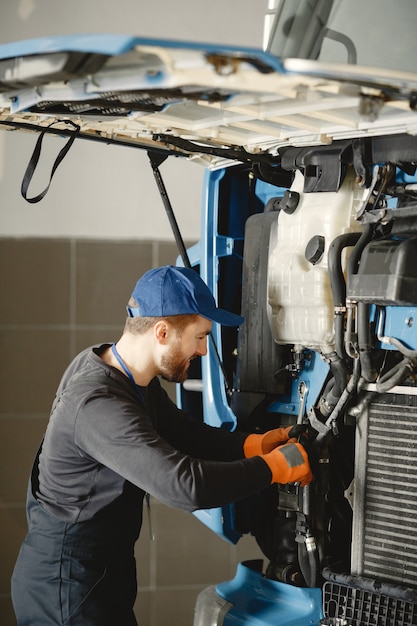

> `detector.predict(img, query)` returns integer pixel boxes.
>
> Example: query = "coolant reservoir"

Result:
[267,168,363,353]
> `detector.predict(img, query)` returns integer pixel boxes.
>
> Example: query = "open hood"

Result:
[0,9,417,171]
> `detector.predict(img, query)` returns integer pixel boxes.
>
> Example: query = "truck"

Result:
[1,1,417,623]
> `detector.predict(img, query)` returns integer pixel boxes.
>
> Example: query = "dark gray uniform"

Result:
[12,344,271,625]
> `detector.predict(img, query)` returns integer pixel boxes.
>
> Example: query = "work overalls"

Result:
[11,445,143,626]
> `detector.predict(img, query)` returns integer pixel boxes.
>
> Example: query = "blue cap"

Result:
[127,265,244,327]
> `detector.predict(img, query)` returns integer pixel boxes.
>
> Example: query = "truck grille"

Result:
[323,581,417,626]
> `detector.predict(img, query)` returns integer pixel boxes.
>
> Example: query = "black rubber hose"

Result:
[328,232,362,359]
[319,354,348,417]
[334,315,345,362]
[298,538,320,588]
[347,225,376,380]
[376,357,413,393]
[357,302,378,382]
[329,232,362,309]
[297,485,320,588]
[317,358,362,442]
[347,224,373,279]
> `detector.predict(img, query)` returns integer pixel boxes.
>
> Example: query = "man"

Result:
[11,265,312,626]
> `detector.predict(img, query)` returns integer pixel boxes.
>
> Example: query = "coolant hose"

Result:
[348,225,375,379]
[328,232,362,359]
[382,336,417,359]
[376,357,414,393]
[298,535,320,588]
[319,354,348,417]
[346,224,373,278]
[297,485,320,588]
[357,302,378,382]
[317,358,362,442]
[334,316,345,362]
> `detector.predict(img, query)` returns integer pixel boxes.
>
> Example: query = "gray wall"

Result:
[0,2,268,625]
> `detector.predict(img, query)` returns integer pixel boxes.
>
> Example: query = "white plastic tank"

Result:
[267,167,363,353]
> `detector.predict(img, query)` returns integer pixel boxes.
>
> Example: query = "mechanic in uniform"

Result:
[11,265,312,626]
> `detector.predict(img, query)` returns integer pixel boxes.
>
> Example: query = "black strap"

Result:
[21,120,81,203]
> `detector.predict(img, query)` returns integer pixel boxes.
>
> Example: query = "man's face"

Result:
[160,316,212,383]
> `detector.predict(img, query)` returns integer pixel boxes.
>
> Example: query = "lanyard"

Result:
[111,343,153,538]
[111,343,144,403]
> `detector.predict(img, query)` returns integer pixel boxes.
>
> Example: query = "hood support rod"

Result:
[147,151,232,394]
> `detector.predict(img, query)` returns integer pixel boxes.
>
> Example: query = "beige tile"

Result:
[135,512,153,588]
[0,595,18,626]
[73,329,123,357]
[134,589,151,625]
[156,240,199,268]
[234,533,264,569]
[0,239,71,325]
[156,241,184,267]
[0,506,27,594]
[0,418,47,503]
[75,241,153,325]
[0,329,70,412]
[154,504,233,586]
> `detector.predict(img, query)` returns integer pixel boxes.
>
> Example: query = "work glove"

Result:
[244,424,306,458]
[261,441,313,486]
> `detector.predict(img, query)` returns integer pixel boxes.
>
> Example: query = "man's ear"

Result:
[154,320,170,345]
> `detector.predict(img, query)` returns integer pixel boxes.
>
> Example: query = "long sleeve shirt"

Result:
[37,344,271,527]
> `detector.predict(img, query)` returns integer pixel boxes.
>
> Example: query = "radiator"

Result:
[351,386,417,587]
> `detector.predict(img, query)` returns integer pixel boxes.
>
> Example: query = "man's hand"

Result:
[244,424,306,457]
[261,441,312,486]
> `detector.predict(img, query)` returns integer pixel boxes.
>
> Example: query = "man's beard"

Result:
[160,342,191,383]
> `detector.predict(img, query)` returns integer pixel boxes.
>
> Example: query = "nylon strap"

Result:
[21,120,80,203]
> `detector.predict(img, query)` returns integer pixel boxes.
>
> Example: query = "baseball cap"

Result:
[127,265,244,327]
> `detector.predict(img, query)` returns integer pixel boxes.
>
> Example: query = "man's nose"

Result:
[197,337,208,356]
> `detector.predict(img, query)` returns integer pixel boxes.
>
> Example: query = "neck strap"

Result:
[111,343,144,403]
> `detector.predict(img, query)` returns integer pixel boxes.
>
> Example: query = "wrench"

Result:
[297,381,308,425]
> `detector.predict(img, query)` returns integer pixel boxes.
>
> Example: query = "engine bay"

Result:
[182,142,417,624]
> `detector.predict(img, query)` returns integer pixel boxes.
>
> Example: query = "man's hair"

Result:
[124,297,199,336]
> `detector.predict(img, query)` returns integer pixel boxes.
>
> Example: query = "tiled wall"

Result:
[0,238,263,626]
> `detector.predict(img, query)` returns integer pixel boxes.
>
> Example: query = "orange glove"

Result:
[261,441,312,486]
[244,425,302,457]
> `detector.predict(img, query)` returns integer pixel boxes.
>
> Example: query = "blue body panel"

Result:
[186,168,243,544]
[0,33,285,72]
[379,306,417,351]
[217,562,323,625]
[269,351,329,418]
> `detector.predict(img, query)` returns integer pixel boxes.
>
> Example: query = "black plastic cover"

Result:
[233,212,287,402]
[347,237,417,305]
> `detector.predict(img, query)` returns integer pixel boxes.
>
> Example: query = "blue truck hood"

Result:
[0,32,416,169]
